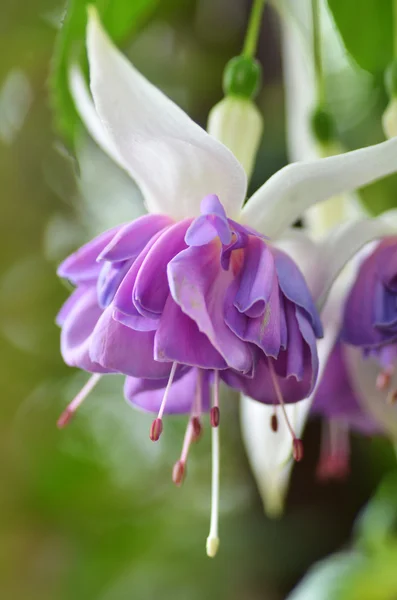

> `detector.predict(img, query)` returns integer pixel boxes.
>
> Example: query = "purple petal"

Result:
[89,305,173,378]
[124,368,211,415]
[97,214,173,262]
[56,286,87,326]
[154,295,227,369]
[168,241,253,373]
[273,248,323,338]
[97,260,132,309]
[57,226,121,284]
[225,275,282,358]
[233,236,275,317]
[112,230,164,317]
[185,195,232,247]
[60,287,112,373]
[342,248,385,346]
[133,219,190,317]
[113,308,159,332]
[312,340,379,434]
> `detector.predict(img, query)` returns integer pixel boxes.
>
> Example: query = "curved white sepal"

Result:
[69,64,126,171]
[87,8,247,219]
[344,345,397,439]
[240,137,397,239]
[240,395,309,517]
[313,218,396,311]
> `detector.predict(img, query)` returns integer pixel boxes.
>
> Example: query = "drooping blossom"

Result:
[342,237,397,401]
[58,9,397,554]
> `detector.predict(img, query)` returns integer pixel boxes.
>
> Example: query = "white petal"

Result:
[240,137,397,238]
[240,395,310,517]
[69,64,126,171]
[87,9,246,219]
[313,218,396,311]
[344,345,397,439]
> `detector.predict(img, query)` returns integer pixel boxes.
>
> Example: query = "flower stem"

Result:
[311,0,325,106]
[242,0,267,59]
[394,0,397,59]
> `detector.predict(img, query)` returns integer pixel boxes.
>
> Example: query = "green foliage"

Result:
[327,0,393,73]
[50,0,159,147]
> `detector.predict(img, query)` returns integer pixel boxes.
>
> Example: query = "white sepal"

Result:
[87,8,247,220]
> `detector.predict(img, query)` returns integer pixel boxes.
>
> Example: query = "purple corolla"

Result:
[343,237,397,399]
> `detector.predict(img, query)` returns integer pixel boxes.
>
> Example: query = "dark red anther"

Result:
[172,460,185,486]
[57,407,74,429]
[210,406,220,428]
[293,438,304,462]
[270,414,278,432]
[191,416,202,441]
[150,418,163,441]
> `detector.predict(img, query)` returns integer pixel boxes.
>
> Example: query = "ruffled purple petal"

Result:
[60,287,112,373]
[112,229,164,317]
[89,305,172,378]
[97,260,132,309]
[113,308,159,332]
[133,219,190,317]
[312,339,379,434]
[185,195,232,247]
[225,275,282,358]
[154,295,227,369]
[233,236,275,317]
[273,248,323,338]
[168,241,253,373]
[124,368,211,414]
[57,226,121,284]
[97,214,173,262]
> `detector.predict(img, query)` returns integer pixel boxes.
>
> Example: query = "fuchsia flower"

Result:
[343,237,397,397]
[57,9,397,554]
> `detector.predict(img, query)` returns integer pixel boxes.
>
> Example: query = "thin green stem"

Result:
[242,0,267,59]
[394,0,397,59]
[311,0,325,106]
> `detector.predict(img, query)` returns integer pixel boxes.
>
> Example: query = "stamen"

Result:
[317,419,350,481]
[206,378,220,558]
[268,360,303,462]
[172,418,195,486]
[270,412,278,433]
[210,370,220,428]
[191,370,203,442]
[387,389,397,405]
[57,374,102,428]
[149,362,177,441]
[376,366,394,391]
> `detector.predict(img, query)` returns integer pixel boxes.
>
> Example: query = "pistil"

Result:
[206,375,220,558]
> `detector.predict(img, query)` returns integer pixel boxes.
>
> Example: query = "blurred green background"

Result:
[1,0,397,598]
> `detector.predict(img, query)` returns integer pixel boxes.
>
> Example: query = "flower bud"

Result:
[223,56,261,99]
[207,96,263,181]
[382,97,397,139]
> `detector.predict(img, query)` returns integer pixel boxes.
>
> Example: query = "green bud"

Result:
[310,107,335,144]
[223,56,262,99]
[385,61,397,98]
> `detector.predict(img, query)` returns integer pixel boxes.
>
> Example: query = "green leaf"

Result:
[327,0,393,73]
[50,0,159,147]
[287,552,366,600]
